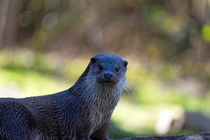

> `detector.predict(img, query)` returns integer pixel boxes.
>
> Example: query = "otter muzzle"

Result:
[97,72,117,84]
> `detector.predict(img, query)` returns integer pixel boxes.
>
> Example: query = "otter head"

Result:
[88,54,128,86]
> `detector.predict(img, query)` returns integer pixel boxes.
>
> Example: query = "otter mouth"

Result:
[97,79,117,85]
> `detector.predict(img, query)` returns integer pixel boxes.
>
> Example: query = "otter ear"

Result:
[90,57,97,64]
[123,60,128,67]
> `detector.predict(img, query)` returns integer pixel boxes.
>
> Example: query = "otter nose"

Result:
[97,72,117,84]
[104,72,113,80]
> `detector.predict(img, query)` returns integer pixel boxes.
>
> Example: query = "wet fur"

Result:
[0,54,127,140]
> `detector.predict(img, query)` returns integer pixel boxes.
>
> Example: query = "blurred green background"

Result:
[0,0,210,138]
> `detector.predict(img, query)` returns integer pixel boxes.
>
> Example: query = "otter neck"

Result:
[72,77,124,113]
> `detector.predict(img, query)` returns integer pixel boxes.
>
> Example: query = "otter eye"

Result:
[98,64,103,71]
[115,67,120,72]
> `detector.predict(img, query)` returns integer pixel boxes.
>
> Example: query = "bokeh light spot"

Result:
[202,24,210,42]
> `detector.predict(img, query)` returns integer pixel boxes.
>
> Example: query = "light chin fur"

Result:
[81,74,126,134]
[83,74,126,112]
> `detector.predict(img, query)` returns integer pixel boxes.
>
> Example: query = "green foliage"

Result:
[9,0,208,62]
[0,69,70,96]
[202,24,210,42]
[0,50,58,75]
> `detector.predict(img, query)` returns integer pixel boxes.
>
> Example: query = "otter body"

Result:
[0,54,128,140]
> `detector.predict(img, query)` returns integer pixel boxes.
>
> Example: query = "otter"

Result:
[0,53,128,140]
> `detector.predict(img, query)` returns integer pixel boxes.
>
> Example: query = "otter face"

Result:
[89,54,128,85]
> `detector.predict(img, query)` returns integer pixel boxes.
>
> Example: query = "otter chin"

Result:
[0,53,128,140]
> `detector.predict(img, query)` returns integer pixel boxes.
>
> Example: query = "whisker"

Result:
[122,81,134,94]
